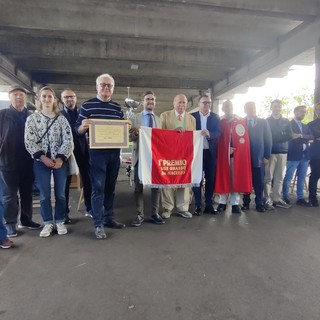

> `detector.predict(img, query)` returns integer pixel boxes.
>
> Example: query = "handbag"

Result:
[68,152,79,176]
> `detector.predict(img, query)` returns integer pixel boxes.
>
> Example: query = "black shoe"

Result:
[18,220,42,230]
[104,219,126,229]
[150,214,165,225]
[193,207,202,216]
[217,204,227,212]
[256,206,266,212]
[309,199,319,207]
[204,205,218,214]
[241,205,250,211]
[64,217,72,224]
[232,205,241,214]
[283,198,291,205]
[296,199,312,207]
[131,215,144,227]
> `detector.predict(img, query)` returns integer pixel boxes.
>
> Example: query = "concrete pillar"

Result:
[212,99,220,114]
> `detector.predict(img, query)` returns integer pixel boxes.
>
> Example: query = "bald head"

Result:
[244,101,256,118]
[222,100,233,117]
[173,94,188,115]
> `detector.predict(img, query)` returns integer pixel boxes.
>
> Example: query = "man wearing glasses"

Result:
[191,95,221,215]
[76,74,125,239]
[61,89,92,223]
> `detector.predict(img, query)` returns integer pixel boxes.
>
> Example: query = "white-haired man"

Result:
[76,73,126,239]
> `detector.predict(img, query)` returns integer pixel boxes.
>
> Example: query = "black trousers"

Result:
[309,159,320,201]
[0,166,34,225]
[243,166,265,207]
[65,147,92,216]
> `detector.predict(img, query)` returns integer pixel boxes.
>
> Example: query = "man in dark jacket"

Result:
[0,85,41,237]
[61,89,92,223]
[242,101,272,212]
[191,95,221,215]
[282,105,313,206]
[264,99,292,210]
[307,103,320,206]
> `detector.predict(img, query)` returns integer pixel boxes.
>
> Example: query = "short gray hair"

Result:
[96,73,115,86]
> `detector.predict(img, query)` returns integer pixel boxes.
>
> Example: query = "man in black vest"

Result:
[61,89,92,223]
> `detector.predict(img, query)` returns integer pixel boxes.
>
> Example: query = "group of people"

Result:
[1,72,319,249]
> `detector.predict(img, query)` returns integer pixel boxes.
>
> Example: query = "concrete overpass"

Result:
[0,0,320,114]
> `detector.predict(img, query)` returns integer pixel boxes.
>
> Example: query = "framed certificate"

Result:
[89,119,130,149]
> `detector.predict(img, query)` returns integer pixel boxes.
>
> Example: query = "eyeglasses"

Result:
[63,95,76,99]
[99,83,114,89]
[201,101,212,105]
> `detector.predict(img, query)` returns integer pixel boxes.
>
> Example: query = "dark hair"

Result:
[142,91,156,99]
[294,105,306,113]
[271,99,282,106]
[199,94,211,101]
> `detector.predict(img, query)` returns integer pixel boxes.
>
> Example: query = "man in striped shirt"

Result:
[76,73,126,239]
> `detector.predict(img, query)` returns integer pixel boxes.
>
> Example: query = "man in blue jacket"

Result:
[242,101,272,212]
[308,102,320,206]
[282,105,313,206]
[191,95,221,215]
[264,99,292,210]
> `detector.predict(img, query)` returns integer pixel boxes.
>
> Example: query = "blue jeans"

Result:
[89,150,120,228]
[0,168,34,226]
[34,160,68,224]
[282,160,309,200]
[0,202,8,241]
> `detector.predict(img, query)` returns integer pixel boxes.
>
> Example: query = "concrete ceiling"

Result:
[0,0,320,115]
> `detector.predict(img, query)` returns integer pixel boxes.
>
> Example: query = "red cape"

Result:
[215,117,252,193]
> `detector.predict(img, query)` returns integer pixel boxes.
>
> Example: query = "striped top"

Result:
[75,97,124,133]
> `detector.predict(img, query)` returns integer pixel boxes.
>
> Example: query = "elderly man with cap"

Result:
[0,85,41,237]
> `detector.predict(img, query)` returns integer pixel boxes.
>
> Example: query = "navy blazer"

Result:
[287,119,313,161]
[246,117,272,168]
[308,118,320,160]
[191,111,221,158]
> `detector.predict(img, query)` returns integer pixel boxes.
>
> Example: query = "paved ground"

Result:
[1,172,320,320]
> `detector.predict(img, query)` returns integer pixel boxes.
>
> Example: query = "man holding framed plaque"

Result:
[76,73,126,239]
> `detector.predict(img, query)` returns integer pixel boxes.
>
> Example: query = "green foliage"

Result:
[261,88,314,123]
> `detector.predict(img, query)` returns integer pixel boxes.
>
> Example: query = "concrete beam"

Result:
[15,57,225,81]
[0,35,250,68]
[32,73,212,90]
[127,0,319,21]
[213,18,320,98]
[0,26,270,51]
[0,1,301,48]
[0,51,33,91]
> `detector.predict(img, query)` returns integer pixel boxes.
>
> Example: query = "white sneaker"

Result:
[56,222,68,235]
[161,211,171,219]
[40,224,54,238]
[177,211,193,218]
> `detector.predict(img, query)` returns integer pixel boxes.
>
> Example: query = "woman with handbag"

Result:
[25,86,74,237]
